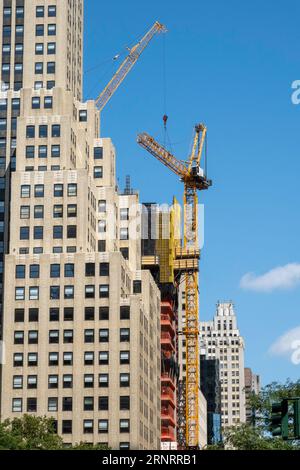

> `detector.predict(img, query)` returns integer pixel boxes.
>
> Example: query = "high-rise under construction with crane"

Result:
[0,0,165,450]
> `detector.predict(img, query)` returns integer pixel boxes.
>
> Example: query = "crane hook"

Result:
[163,114,168,130]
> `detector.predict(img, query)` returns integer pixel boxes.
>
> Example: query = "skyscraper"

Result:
[0,0,161,450]
[200,302,246,428]
[244,367,260,425]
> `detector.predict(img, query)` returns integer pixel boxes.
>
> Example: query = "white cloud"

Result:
[269,327,300,357]
[240,263,300,292]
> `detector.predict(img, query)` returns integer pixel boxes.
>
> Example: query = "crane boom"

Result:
[95,21,166,112]
[137,126,212,449]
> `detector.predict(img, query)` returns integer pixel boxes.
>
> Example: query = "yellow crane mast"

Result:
[137,125,212,448]
[95,21,166,112]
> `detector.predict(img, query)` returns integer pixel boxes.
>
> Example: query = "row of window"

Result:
[14,328,130,345]
[35,5,57,18]
[19,225,77,241]
[16,263,110,279]
[15,284,111,301]
[14,306,119,323]
[21,183,77,198]
[26,124,60,138]
[35,61,56,75]
[2,25,24,37]
[20,204,77,219]
[13,350,130,367]
[0,98,20,110]
[35,24,56,36]
[3,6,25,19]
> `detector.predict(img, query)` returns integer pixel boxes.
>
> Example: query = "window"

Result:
[34,205,44,219]
[99,307,109,321]
[120,208,129,221]
[85,285,95,299]
[48,24,56,36]
[35,185,44,197]
[67,204,77,217]
[53,226,63,239]
[50,286,60,300]
[120,374,130,387]
[67,225,76,239]
[48,398,58,412]
[15,287,25,301]
[35,62,44,74]
[28,353,38,367]
[120,351,130,365]
[98,240,106,253]
[39,125,48,138]
[120,443,130,450]
[27,331,38,346]
[120,419,130,433]
[99,351,109,365]
[98,397,109,411]
[15,309,24,322]
[63,352,73,366]
[27,398,37,413]
[83,420,93,434]
[120,228,129,240]
[35,43,44,55]
[26,126,35,138]
[34,226,43,240]
[64,286,74,299]
[120,328,130,342]
[54,184,63,197]
[85,263,95,277]
[14,331,24,345]
[98,220,106,233]
[68,184,77,196]
[84,397,94,411]
[63,330,73,344]
[13,376,23,390]
[99,374,109,388]
[32,97,40,109]
[84,375,94,388]
[21,185,30,198]
[49,308,59,321]
[94,147,103,159]
[16,265,25,279]
[62,421,72,434]
[84,329,94,343]
[49,352,58,366]
[133,280,142,294]
[51,145,60,158]
[27,376,38,389]
[64,263,74,277]
[35,81,43,90]
[63,397,72,412]
[15,25,24,37]
[120,396,130,410]
[98,200,106,213]
[47,62,56,74]
[29,309,39,322]
[50,264,60,278]
[14,353,23,367]
[94,166,103,179]
[52,124,60,137]
[38,145,47,158]
[47,80,55,89]
[26,146,35,159]
[36,6,45,17]
[99,329,109,343]
[98,419,109,434]
[16,7,24,19]
[12,399,22,413]
[47,42,56,55]
[44,96,53,108]
[29,265,40,279]
[53,205,63,218]
[79,110,87,122]
[63,375,73,389]
[84,352,94,366]
[48,6,57,17]
[120,306,130,320]
[100,263,109,277]
[36,24,44,36]
[64,308,74,322]
[99,285,109,299]
[85,307,94,321]
[49,330,59,344]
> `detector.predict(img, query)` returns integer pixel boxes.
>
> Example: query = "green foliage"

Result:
[0,415,111,451]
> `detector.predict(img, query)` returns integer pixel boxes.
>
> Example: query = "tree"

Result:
[207,379,300,451]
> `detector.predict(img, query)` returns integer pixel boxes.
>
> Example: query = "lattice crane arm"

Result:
[95,21,166,112]
[188,123,207,171]
[137,132,189,178]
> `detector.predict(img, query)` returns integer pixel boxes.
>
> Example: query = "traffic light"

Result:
[270,400,288,439]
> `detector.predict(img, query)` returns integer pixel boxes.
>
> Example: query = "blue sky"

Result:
[83,0,300,385]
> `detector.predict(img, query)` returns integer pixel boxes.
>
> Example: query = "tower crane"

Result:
[137,125,212,448]
[95,21,166,112]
